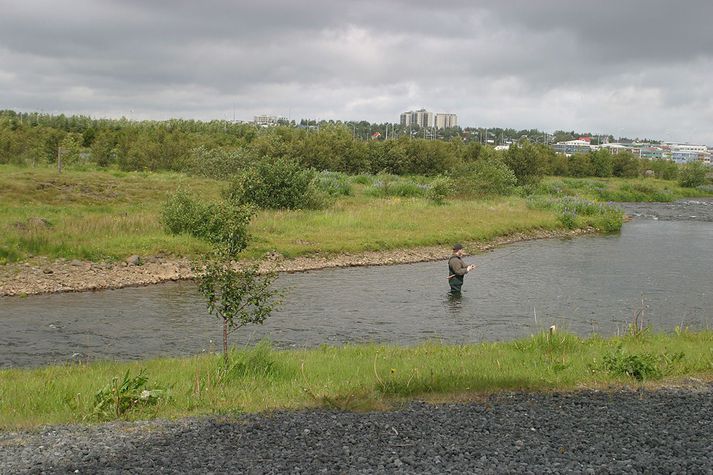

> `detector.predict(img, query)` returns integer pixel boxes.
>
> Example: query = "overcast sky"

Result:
[2,1,713,143]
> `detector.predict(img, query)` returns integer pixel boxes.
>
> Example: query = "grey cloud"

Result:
[2,0,713,142]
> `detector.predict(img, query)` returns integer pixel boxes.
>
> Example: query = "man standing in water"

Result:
[448,243,475,294]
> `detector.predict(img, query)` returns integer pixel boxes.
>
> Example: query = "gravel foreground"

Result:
[2,385,712,474]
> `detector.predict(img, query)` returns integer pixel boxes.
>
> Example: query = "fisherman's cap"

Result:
[452,243,463,251]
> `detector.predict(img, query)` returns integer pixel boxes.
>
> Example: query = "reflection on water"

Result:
[1,200,712,368]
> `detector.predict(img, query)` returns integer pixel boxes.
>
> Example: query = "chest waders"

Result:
[448,256,465,293]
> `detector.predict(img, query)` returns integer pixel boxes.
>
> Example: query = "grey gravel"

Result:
[2,384,712,474]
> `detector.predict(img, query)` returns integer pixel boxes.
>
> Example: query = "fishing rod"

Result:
[447,245,525,279]
[469,245,527,269]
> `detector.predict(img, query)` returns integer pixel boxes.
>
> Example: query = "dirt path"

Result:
[0,228,595,297]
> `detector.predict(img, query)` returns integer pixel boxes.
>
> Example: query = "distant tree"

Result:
[502,141,545,185]
[569,153,594,177]
[678,161,708,188]
[589,149,614,177]
[90,130,117,167]
[612,151,640,178]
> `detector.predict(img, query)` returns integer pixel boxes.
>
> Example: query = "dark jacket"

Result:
[448,255,468,278]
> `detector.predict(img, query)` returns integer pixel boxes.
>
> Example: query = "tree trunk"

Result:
[223,317,229,366]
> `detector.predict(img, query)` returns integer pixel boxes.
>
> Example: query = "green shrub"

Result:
[647,159,678,180]
[426,176,454,204]
[224,157,329,210]
[502,141,546,186]
[452,159,517,196]
[612,151,640,178]
[161,189,214,236]
[598,346,661,381]
[678,162,708,188]
[90,369,166,420]
[162,191,254,256]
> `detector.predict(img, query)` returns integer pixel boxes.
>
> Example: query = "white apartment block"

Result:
[254,115,287,126]
[400,109,434,128]
[434,113,458,129]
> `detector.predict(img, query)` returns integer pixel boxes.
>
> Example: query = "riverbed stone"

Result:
[126,255,142,266]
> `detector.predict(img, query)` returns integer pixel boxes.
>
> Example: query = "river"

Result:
[1,200,712,368]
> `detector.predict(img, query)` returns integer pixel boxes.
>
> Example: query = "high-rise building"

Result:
[254,115,287,126]
[400,109,434,128]
[400,109,457,129]
[434,113,458,129]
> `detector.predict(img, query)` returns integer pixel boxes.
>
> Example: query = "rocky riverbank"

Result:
[1,381,711,473]
[0,228,595,297]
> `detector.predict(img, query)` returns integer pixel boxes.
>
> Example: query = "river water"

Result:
[1,200,712,368]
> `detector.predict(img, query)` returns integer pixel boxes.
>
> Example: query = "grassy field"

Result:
[1,330,711,429]
[4,164,709,264]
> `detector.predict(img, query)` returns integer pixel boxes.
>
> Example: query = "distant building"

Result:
[400,109,434,128]
[434,113,458,129]
[598,143,629,155]
[666,142,710,164]
[639,146,664,160]
[551,139,593,156]
[254,115,287,127]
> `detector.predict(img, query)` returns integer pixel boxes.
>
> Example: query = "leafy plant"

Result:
[224,156,328,210]
[599,346,661,381]
[678,161,708,188]
[453,159,517,196]
[426,176,454,204]
[196,257,282,367]
[90,369,166,420]
[162,190,254,257]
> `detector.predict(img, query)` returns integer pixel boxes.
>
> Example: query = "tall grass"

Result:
[1,165,559,262]
[2,166,711,263]
[1,331,711,430]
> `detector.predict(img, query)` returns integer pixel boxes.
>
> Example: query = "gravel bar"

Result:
[2,384,712,474]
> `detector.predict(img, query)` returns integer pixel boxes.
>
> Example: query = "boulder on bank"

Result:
[126,255,142,266]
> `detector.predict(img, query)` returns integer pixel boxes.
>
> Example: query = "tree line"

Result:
[0,110,699,185]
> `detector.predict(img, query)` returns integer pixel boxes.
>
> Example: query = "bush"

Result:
[162,191,254,256]
[568,153,594,177]
[612,151,640,178]
[647,159,678,180]
[224,157,329,210]
[678,162,708,188]
[589,149,614,177]
[90,369,166,420]
[161,189,214,236]
[599,347,661,381]
[452,159,517,196]
[426,176,454,204]
[502,141,545,186]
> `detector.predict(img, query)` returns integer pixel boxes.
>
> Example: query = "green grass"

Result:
[2,165,711,264]
[538,176,713,202]
[0,165,559,263]
[1,331,711,430]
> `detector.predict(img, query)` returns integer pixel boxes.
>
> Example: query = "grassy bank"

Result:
[1,165,711,264]
[1,330,712,430]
